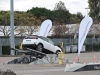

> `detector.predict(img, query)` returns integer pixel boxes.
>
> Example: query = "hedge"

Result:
[2,45,19,55]
[85,43,100,52]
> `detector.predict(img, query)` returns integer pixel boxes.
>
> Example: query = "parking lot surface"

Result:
[0,52,100,75]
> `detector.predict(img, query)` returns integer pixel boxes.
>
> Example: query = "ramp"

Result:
[65,62,100,72]
[5,48,69,65]
[12,48,46,59]
[25,48,46,59]
[29,54,58,65]
[7,55,36,64]
[6,48,46,64]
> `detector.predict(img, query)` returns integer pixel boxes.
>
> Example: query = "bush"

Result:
[2,45,19,55]
[0,69,16,75]
[2,46,10,55]
[85,43,100,52]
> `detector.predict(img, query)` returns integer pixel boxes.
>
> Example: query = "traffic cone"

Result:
[93,55,96,60]
[75,56,78,61]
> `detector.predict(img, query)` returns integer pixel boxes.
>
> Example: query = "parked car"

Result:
[22,35,62,54]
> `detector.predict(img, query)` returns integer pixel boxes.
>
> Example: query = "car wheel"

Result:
[22,45,27,50]
[36,44,43,52]
[56,50,61,55]
[22,47,27,50]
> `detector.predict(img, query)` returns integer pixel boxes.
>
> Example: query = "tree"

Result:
[0,11,15,36]
[53,1,71,24]
[70,12,83,24]
[70,14,80,24]
[88,0,100,23]
[0,11,10,25]
[15,12,41,36]
[52,25,69,37]
[0,11,41,36]
[27,7,52,21]
[76,12,84,21]
[54,1,67,10]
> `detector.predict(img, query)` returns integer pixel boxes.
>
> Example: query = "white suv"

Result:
[22,35,62,54]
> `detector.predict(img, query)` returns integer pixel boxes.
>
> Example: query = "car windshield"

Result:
[47,38,55,45]
[25,35,37,39]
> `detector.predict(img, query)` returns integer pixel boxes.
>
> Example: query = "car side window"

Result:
[44,38,48,42]
[47,38,55,45]
[39,36,48,42]
[25,36,38,39]
[25,36,28,39]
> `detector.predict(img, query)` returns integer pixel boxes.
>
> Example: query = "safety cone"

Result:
[93,55,96,60]
[75,56,78,61]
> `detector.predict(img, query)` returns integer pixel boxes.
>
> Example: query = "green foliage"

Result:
[70,12,84,24]
[2,46,10,55]
[27,7,51,21]
[0,1,85,26]
[14,12,41,26]
[27,1,84,25]
[2,45,19,55]
[76,12,84,21]
[88,0,100,24]
[16,12,41,35]
[53,1,71,24]
[0,11,41,36]
[0,11,10,25]
[53,10,71,24]
[85,43,100,52]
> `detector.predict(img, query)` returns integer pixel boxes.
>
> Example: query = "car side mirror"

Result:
[54,44,56,46]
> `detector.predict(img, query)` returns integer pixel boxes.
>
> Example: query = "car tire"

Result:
[22,47,27,50]
[36,44,43,52]
[56,50,61,55]
[22,45,27,50]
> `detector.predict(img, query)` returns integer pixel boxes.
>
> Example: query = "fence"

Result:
[51,38,100,45]
[0,36,23,46]
[0,36,100,47]
[0,45,2,55]
[0,36,100,55]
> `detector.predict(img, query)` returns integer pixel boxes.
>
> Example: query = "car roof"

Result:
[26,35,47,38]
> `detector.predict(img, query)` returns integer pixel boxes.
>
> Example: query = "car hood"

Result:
[54,46,62,52]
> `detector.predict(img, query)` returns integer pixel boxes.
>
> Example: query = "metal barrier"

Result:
[0,45,2,56]
[7,48,46,64]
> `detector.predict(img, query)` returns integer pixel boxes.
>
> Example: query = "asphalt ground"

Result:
[0,52,100,75]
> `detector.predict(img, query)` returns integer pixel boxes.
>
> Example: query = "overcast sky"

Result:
[0,0,89,16]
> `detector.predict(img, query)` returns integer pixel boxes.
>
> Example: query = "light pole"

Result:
[10,0,15,55]
[85,7,90,16]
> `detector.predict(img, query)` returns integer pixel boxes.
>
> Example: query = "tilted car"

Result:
[22,35,62,54]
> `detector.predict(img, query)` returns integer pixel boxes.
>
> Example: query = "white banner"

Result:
[78,16,93,57]
[39,19,52,37]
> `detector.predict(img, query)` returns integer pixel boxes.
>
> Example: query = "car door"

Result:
[40,37,53,51]
[47,38,56,52]
[39,37,56,53]
[39,37,49,50]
